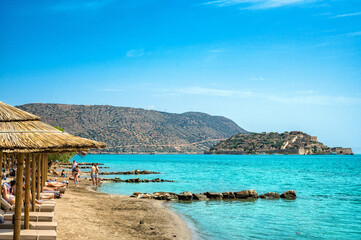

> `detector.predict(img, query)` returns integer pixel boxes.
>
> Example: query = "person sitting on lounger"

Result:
[1,180,16,205]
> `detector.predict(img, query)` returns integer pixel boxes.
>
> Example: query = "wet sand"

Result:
[53,179,191,240]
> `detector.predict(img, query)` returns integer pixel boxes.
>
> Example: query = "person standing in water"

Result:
[91,163,97,186]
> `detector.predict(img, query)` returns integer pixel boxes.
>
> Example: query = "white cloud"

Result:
[175,87,254,97]
[126,49,145,58]
[158,86,361,106]
[203,0,315,9]
[346,31,361,37]
[331,11,361,18]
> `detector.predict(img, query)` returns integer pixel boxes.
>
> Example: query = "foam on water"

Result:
[73,154,361,239]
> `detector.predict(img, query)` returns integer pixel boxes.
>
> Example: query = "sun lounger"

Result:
[0,229,56,240]
[4,212,54,222]
[1,198,55,212]
[22,204,55,213]
[0,221,57,231]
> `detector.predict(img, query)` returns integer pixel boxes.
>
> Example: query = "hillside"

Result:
[205,131,353,155]
[18,103,247,153]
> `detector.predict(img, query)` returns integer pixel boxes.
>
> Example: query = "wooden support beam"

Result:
[24,154,31,229]
[36,154,41,200]
[31,154,36,211]
[45,154,48,183]
[40,154,44,192]
[14,153,24,240]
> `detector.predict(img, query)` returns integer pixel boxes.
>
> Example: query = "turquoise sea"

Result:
[73,154,361,239]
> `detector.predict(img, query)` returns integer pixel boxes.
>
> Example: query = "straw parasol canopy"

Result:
[0,101,106,153]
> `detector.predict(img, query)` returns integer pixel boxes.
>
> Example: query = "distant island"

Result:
[205,131,353,155]
[18,103,247,154]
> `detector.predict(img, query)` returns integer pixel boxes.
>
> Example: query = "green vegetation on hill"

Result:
[18,103,247,153]
[206,131,353,155]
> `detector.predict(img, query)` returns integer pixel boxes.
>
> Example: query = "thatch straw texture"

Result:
[0,102,106,152]
[0,102,40,122]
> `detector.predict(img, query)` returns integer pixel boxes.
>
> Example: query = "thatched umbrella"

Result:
[0,101,106,240]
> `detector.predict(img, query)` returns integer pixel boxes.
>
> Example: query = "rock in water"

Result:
[222,191,236,199]
[177,191,193,201]
[204,192,223,200]
[259,192,280,199]
[280,190,297,200]
[193,194,208,200]
[234,190,258,199]
[165,193,179,201]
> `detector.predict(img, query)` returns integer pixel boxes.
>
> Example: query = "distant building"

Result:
[331,147,353,155]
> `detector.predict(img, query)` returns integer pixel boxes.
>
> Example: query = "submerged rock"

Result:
[234,190,258,199]
[280,190,297,200]
[259,192,280,199]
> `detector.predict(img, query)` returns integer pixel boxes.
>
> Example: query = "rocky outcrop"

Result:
[206,131,349,155]
[204,192,223,200]
[192,194,208,201]
[234,190,258,199]
[101,177,174,183]
[222,191,236,199]
[177,192,193,201]
[259,192,280,199]
[98,170,160,175]
[280,190,297,200]
[130,190,296,201]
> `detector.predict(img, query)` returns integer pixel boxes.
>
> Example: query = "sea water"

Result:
[73,154,361,239]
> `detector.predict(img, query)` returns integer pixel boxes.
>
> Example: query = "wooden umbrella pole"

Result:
[24,154,31,229]
[31,154,36,211]
[45,154,48,183]
[37,154,41,200]
[40,154,44,192]
[42,155,46,188]
[14,153,24,240]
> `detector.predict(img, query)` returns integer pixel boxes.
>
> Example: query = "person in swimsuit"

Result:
[95,164,100,186]
[1,180,16,205]
[73,165,80,186]
[91,163,97,186]
[60,169,66,177]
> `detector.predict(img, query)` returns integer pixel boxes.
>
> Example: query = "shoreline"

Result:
[54,178,192,240]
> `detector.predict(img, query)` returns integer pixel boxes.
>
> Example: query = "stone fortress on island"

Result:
[205,131,353,155]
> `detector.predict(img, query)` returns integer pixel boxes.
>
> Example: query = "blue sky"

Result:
[1,0,360,152]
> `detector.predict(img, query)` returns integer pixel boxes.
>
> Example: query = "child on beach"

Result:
[52,167,59,177]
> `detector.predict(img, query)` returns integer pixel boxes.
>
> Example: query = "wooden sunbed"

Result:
[0,229,56,240]
[3,212,54,222]
[0,221,57,231]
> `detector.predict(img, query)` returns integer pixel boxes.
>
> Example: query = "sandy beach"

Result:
[53,178,191,240]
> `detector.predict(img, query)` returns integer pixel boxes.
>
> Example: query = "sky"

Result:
[1,0,361,152]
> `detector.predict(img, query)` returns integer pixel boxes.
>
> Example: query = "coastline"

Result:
[53,178,192,240]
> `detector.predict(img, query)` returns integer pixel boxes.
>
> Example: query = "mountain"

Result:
[205,131,353,155]
[18,103,247,153]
